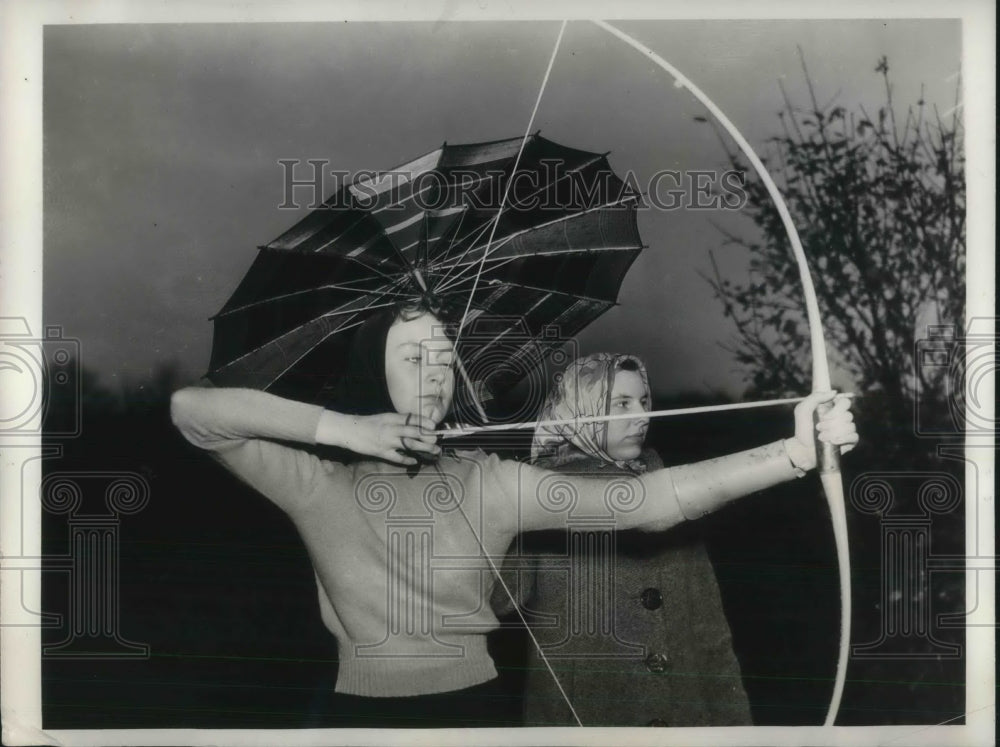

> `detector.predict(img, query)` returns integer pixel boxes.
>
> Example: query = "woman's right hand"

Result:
[318,410,441,466]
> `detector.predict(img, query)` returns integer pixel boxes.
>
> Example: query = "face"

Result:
[384,312,455,425]
[604,368,650,461]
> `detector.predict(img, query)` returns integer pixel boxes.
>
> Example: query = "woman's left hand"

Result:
[785,391,859,472]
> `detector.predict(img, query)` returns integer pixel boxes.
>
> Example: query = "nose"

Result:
[633,405,650,431]
[424,363,447,387]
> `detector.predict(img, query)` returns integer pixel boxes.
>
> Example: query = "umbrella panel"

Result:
[207,134,645,420]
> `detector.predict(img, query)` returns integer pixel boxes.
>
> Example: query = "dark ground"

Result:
[37,366,966,729]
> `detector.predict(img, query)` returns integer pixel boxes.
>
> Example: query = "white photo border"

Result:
[1,1,994,745]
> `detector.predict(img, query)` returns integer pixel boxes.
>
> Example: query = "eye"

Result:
[426,350,455,367]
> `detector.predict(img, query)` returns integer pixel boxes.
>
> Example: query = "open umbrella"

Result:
[206,133,644,423]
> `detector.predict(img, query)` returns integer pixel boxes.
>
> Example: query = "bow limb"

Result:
[594,20,850,726]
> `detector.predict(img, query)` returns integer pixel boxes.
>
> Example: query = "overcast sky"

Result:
[42,19,961,397]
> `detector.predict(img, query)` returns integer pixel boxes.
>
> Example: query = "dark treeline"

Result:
[40,363,964,728]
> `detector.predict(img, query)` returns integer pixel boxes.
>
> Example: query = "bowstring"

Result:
[437,395,828,438]
[445,20,581,726]
[452,20,567,350]
[428,461,584,727]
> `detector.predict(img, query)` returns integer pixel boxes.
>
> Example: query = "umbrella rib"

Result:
[433,150,618,289]
[481,194,639,256]
[260,245,401,285]
[261,318,370,385]
[437,150,614,273]
[268,136,527,257]
[451,317,553,375]
[323,224,415,280]
[301,147,443,249]
[433,181,523,283]
[379,206,467,237]
[431,218,497,291]
[436,277,617,307]
[297,169,442,252]
[303,213,370,255]
[454,21,567,349]
[211,293,404,380]
[443,204,469,266]
[277,179,395,255]
[299,156,488,257]
[431,242,638,296]
[328,144,443,208]
[432,195,639,294]
[431,244,639,280]
[433,256,521,294]
[213,280,413,320]
[387,219,471,263]
[370,174,494,217]
[319,300,399,317]
[277,213,414,281]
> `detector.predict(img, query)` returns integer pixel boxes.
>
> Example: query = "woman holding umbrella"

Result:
[171,298,858,727]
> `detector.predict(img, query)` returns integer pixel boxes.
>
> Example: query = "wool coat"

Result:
[494,448,753,727]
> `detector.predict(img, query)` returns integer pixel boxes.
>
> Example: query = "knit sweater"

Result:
[171,387,802,697]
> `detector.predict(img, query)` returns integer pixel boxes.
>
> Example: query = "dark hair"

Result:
[615,357,641,372]
[394,295,461,340]
[327,295,460,416]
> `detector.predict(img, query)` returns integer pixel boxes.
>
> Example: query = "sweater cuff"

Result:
[782,437,811,477]
[265,395,324,446]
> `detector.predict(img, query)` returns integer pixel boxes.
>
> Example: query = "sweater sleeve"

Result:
[170,386,335,515]
[491,441,801,534]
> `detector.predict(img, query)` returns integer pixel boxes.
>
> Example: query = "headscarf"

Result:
[530,352,652,473]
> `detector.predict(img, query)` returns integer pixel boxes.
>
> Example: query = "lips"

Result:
[420,394,444,415]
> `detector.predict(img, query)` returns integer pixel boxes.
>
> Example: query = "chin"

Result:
[420,403,446,426]
[610,446,642,461]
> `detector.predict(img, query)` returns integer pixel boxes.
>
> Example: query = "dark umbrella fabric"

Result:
[206,133,645,420]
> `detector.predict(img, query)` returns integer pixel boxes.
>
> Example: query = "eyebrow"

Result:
[396,341,455,356]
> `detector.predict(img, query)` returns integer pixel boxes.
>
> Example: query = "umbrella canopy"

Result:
[206,133,645,422]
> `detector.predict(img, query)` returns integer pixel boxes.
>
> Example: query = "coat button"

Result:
[640,587,663,610]
[647,718,669,727]
[644,652,669,673]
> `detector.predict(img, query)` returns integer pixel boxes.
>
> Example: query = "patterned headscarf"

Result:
[530,352,652,473]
